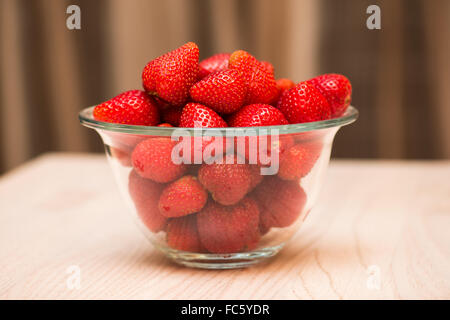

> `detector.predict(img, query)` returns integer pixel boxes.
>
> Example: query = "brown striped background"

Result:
[1,0,449,173]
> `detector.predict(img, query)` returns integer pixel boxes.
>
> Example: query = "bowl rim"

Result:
[79,105,358,135]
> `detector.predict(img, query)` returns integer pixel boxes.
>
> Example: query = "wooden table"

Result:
[0,153,449,300]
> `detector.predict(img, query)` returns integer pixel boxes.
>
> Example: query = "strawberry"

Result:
[177,103,229,164]
[142,42,199,106]
[228,104,288,167]
[179,103,227,128]
[257,134,294,165]
[229,50,278,105]
[268,135,295,157]
[198,53,230,79]
[308,73,352,117]
[278,81,331,123]
[190,69,247,114]
[157,123,173,127]
[236,134,294,168]
[278,142,323,180]
[273,78,295,106]
[252,176,307,231]
[161,107,183,126]
[276,78,295,93]
[198,154,253,205]
[260,60,275,75]
[142,58,161,94]
[166,215,204,252]
[197,197,260,253]
[176,135,231,165]
[158,175,208,217]
[275,89,289,109]
[128,170,166,232]
[93,90,160,125]
[132,137,187,183]
[228,104,288,127]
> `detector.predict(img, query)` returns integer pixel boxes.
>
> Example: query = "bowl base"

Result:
[158,244,285,269]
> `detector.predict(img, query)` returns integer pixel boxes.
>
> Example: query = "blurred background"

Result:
[0,0,449,174]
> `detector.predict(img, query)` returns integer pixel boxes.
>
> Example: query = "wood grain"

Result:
[0,153,449,299]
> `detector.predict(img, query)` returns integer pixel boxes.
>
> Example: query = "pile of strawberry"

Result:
[93,42,352,254]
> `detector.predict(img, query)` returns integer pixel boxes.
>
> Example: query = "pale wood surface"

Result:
[0,153,449,300]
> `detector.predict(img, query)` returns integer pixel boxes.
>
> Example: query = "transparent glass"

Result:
[79,106,358,269]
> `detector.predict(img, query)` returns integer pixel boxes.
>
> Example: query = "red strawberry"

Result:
[201,136,234,161]
[190,69,247,114]
[273,78,295,106]
[278,81,331,123]
[142,42,199,106]
[278,142,323,180]
[229,50,278,105]
[198,154,253,205]
[132,137,187,183]
[254,134,295,165]
[197,197,260,253]
[158,175,208,217]
[308,73,352,117]
[276,78,295,92]
[198,53,230,79]
[236,133,294,168]
[253,176,307,231]
[176,135,231,165]
[142,58,159,93]
[179,103,227,128]
[268,134,295,157]
[260,60,275,75]
[275,89,289,109]
[177,103,229,164]
[157,123,173,127]
[228,104,288,167]
[228,104,288,127]
[128,170,166,232]
[161,107,183,126]
[93,90,160,125]
[166,215,204,252]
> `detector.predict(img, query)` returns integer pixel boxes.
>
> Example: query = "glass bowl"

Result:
[79,106,358,269]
